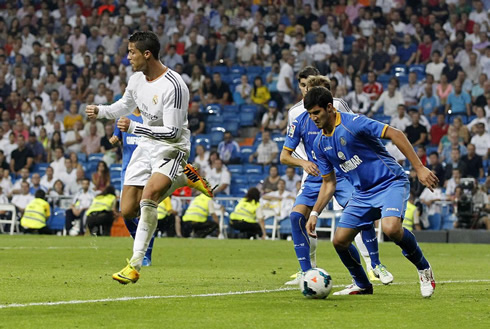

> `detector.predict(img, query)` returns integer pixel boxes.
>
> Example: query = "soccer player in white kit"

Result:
[86,32,191,284]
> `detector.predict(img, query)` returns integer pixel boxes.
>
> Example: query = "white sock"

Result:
[130,199,158,270]
[309,236,317,268]
[354,233,372,271]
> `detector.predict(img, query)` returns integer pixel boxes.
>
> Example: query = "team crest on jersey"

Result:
[340,137,347,146]
[337,151,346,160]
[288,124,296,137]
[152,95,158,105]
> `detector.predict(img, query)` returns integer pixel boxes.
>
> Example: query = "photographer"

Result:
[454,179,489,229]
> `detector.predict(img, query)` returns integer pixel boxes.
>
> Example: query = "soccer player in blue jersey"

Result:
[304,86,438,297]
[281,69,393,285]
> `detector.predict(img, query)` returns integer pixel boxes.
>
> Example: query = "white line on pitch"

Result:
[0,279,489,309]
[0,246,99,250]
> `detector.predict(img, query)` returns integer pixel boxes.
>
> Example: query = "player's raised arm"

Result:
[87,84,137,120]
[306,172,336,238]
[383,126,439,191]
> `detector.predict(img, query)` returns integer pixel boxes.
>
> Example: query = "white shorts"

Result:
[124,141,188,187]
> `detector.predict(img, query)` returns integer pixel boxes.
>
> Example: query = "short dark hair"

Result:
[128,31,161,59]
[429,151,439,158]
[35,189,46,199]
[432,50,441,56]
[245,187,261,203]
[304,86,333,111]
[297,66,320,82]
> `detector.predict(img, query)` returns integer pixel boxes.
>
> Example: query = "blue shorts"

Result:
[293,176,354,208]
[338,180,410,230]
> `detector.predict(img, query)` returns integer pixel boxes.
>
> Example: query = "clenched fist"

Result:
[117,117,131,132]
[86,105,99,119]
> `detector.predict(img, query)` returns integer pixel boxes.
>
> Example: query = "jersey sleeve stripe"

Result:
[283,146,294,151]
[381,124,389,138]
[134,126,178,140]
[166,72,182,109]
[322,172,333,178]
[338,98,353,113]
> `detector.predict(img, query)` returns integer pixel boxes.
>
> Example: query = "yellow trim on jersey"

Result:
[322,172,334,178]
[146,67,168,82]
[321,110,341,137]
[381,124,389,138]
[283,146,294,151]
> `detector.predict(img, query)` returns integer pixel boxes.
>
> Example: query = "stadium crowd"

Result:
[0,0,489,235]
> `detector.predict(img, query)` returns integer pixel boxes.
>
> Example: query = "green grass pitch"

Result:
[1,235,489,328]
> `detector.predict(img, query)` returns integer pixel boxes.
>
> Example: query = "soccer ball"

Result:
[301,268,333,299]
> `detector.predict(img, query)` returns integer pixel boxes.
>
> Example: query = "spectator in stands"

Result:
[251,76,271,107]
[11,168,31,195]
[470,123,490,159]
[436,73,453,106]
[0,150,8,170]
[345,78,370,114]
[234,74,252,104]
[261,165,281,194]
[419,84,441,118]
[261,101,284,133]
[390,104,412,132]
[187,102,205,136]
[85,185,116,236]
[40,166,55,192]
[426,51,446,82]
[416,34,433,64]
[442,53,463,83]
[261,178,295,220]
[395,34,417,66]
[193,145,210,176]
[370,40,391,75]
[208,158,231,195]
[345,40,368,74]
[82,123,101,155]
[182,192,220,238]
[237,32,257,65]
[444,147,468,179]
[19,189,50,234]
[162,44,183,70]
[451,116,471,144]
[445,168,462,198]
[49,146,66,177]
[27,132,46,164]
[11,181,34,215]
[431,29,448,57]
[58,157,77,186]
[405,111,428,146]
[463,52,482,84]
[64,121,84,154]
[210,72,232,105]
[467,106,488,133]
[281,166,301,193]
[371,79,404,117]
[10,135,33,175]
[189,65,205,95]
[430,114,449,146]
[29,173,46,195]
[217,132,241,165]
[461,143,484,180]
[471,74,488,103]
[401,72,422,108]
[426,152,446,186]
[229,187,266,239]
[277,54,296,106]
[92,161,110,193]
[216,34,236,67]
[249,130,279,165]
[446,80,471,116]
[363,71,383,104]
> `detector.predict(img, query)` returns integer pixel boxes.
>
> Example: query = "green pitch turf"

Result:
[1,235,489,328]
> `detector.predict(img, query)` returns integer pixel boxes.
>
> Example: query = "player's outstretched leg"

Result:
[333,228,373,295]
[357,225,394,285]
[124,217,155,267]
[285,211,312,286]
[383,219,435,298]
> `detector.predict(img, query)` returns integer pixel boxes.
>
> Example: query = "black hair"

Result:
[432,50,441,56]
[101,185,116,196]
[429,151,439,158]
[245,187,261,203]
[297,66,320,82]
[304,86,333,111]
[35,189,46,199]
[128,31,161,59]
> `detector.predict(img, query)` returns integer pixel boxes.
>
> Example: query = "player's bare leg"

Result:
[120,185,143,220]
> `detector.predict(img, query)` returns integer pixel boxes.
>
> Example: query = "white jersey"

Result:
[97,69,191,155]
[287,98,352,161]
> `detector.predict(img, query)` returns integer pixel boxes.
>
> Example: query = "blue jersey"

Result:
[113,113,143,185]
[312,112,407,202]
[284,111,322,184]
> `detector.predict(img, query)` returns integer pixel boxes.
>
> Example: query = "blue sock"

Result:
[124,218,138,239]
[146,233,155,260]
[290,211,312,272]
[395,228,430,270]
[361,225,380,268]
[335,244,371,288]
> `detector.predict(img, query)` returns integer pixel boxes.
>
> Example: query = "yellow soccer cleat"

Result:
[184,163,217,198]
[367,269,380,281]
[112,259,140,284]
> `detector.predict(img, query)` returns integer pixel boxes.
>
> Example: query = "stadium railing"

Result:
[0,204,18,235]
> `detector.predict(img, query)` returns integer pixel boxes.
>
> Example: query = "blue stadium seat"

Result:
[263,66,272,75]
[109,164,122,180]
[398,75,409,85]
[233,91,246,105]
[230,65,246,75]
[32,163,49,176]
[77,152,87,163]
[239,111,256,127]
[230,185,248,197]
[88,153,104,163]
[240,104,259,113]
[206,114,222,126]
[378,74,391,84]
[246,66,263,75]
[222,119,240,136]
[248,174,264,186]
[228,164,243,175]
[86,161,99,175]
[427,213,442,230]
[195,134,212,151]
[278,164,288,175]
[343,35,356,54]
[204,104,223,115]
[247,73,258,84]
[210,127,225,146]
[212,66,229,75]
[373,114,391,124]
[111,177,122,188]
[279,218,292,235]
[223,105,239,113]
[243,164,263,174]
[360,73,368,83]
[231,176,248,186]
[409,64,426,81]
[240,146,256,163]
[47,207,65,231]
[391,64,407,76]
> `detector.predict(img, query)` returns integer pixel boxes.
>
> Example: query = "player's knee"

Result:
[290,211,305,231]
[333,236,350,251]
[382,217,403,240]
[121,203,139,221]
